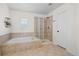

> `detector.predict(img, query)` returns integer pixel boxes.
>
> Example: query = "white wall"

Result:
[48,4,78,55]
[0,3,10,36]
[10,10,44,33]
[77,4,79,55]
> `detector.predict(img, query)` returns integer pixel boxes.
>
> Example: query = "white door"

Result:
[53,10,68,48]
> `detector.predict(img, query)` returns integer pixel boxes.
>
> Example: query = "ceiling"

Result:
[7,3,63,15]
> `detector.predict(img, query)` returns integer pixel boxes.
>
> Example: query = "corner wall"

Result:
[76,4,79,55]
[0,3,11,43]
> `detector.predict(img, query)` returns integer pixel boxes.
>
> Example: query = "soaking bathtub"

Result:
[0,37,43,55]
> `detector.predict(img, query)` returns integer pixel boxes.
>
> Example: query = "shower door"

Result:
[34,17,40,39]
[34,17,44,40]
[40,17,44,39]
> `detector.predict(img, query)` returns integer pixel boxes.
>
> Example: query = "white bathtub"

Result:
[4,37,40,44]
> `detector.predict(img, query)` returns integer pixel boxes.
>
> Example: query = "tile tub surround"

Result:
[0,32,35,44]
[0,32,35,43]
[0,47,1,56]
[0,33,11,56]
[10,32,35,38]
[1,40,43,55]
[0,34,11,44]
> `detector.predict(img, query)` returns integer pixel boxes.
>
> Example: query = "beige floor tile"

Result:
[3,41,72,56]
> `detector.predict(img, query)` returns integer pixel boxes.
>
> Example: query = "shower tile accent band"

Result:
[10,32,35,38]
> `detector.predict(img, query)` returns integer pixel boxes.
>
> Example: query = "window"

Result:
[21,18,28,25]
[20,17,28,29]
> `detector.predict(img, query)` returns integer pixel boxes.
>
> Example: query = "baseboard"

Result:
[66,48,75,56]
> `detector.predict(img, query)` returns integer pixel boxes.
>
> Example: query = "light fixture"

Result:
[48,3,53,6]
[4,17,11,28]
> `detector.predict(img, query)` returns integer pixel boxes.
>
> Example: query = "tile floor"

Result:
[4,41,73,56]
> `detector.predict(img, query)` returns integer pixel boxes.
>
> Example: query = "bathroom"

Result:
[0,3,79,56]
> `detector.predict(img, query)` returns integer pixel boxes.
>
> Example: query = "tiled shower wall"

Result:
[35,16,52,41]
[44,17,52,41]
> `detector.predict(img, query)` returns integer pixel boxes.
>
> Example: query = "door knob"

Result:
[57,30,59,32]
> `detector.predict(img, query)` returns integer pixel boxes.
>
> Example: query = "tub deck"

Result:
[0,37,43,55]
[0,37,72,56]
